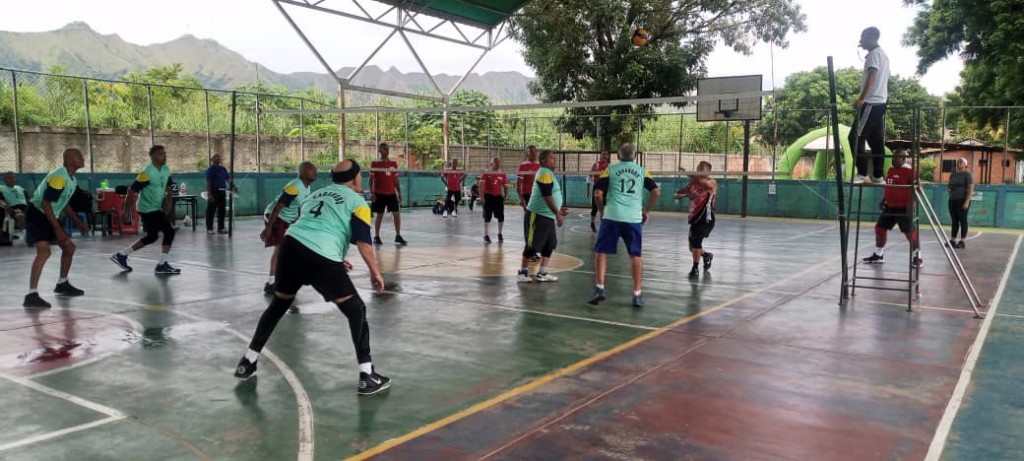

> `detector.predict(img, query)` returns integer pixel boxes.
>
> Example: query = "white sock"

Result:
[359,362,373,375]
[58,278,68,284]
[875,247,884,256]
[596,284,604,290]
[634,290,642,296]
[159,253,170,264]
[121,247,134,256]
[519,266,528,273]
[28,289,37,294]
[539,266,548,274]
[267,276,275,284]
[244,349,259,362]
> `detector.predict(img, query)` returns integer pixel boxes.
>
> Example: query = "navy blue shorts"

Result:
[594,219,643,256]
[25,204,57,246]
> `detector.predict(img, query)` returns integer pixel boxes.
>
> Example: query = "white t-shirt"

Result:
[862,46,889,104]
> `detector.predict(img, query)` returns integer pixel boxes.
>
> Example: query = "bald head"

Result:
[63,148,85,170]
[331,159,362,192]
[299,161,317,182]
[3,171,15,187]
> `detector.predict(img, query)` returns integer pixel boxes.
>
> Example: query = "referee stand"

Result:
[843,109,985,316]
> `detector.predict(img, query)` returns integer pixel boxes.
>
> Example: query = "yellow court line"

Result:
[346,255,838,460]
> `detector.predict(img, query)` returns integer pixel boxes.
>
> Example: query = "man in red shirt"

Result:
[517,145,540,208]
[585,150,612,232]
[369,143,407,245]
[863,150,921,267]
[441,158,465,218]
[478,157,509,243]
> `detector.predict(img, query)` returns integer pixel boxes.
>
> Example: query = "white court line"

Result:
[0,415,124,452]
[0,372,126,418]
[87,298,315,461]
[925,233,1022,461]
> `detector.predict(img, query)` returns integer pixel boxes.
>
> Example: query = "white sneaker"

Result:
[871,176,884,184]
[852,175,868,184]
[516,271,533,283]
[442,212,449,219]
[452,211,458,218]
[534,273,559,282]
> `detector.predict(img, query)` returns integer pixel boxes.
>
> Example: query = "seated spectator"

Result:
[1,171,29,233]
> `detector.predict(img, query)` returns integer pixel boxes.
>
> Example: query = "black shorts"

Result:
[372,193,400,213]
[275,236,358,302]
[523,212,557,258]
[483,194,504,222]
[140,211,173,235]
[25,204,56,246]
[877,207,914,233]
[9,204,26,214]
[689,219,716,249]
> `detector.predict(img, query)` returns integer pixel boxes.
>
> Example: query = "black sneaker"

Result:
[358,371,392,396]
[702,252,714,271]
[395,235,408,246]
[957,241,966,249]
[484,235,492,243]
[590,222,597,233]
[863,253,884,264]
[23,292,51,309]
[689,266,700,278]
[497,233,504,243]
[110,253,133,272]
[234,357,257,379]
[54,281,85,297]
[155,262,182,275]
[263,282,275,295]
[914,257,924,268]
[632,293,645,307]
[373,236,383,245]
[587,287,606,305]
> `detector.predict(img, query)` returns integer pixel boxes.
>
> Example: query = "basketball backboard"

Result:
[697,75,763,122]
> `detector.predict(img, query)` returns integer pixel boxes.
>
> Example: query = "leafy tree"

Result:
[510,0,806,150]
[903,0,1024,146]
[757,67,941,146]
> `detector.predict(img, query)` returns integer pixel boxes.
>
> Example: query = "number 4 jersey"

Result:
[595,160,659,224]
[285,184,373,262]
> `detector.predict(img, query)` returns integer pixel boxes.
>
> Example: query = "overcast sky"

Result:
[2,0,963,95]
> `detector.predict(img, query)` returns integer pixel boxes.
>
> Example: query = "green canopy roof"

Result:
[376,0,527,29]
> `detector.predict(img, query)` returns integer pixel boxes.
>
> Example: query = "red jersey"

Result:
[480,172,508,196]
[443,172,464,192]
[517,161,540,194]
[370,160,399,194]
[883,164,917,208]
[687,184,716,225]
[592,160,610,182]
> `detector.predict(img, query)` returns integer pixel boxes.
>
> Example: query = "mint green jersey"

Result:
[0,184,27,206]
[30,166,77,218]
[526,167,562,219]
[263,178,311,223]
[595,161,659,224]
[135,163,171,213]
[285,184,373,262]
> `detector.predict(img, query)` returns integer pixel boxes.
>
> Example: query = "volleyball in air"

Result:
[632,28,652,46]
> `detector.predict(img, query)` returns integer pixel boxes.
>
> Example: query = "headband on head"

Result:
[332,160,361,183]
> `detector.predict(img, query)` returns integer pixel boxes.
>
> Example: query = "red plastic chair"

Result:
[96,190,139,235]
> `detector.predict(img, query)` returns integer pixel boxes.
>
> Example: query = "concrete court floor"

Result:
[0,207,1020,461]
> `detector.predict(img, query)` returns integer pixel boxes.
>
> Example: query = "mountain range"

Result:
[0,22,536,103]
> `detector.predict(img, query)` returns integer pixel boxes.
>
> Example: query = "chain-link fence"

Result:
[1,67,1021,188]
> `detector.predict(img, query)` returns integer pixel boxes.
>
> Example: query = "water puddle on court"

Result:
[141,321,229,348]
[0,328,141,373]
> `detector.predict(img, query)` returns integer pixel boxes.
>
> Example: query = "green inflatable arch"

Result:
[777,125,891,180]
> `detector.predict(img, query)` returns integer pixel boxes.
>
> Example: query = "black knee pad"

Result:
[162,227,176,246]
[335,295,367,317]
[140,232,160,245]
